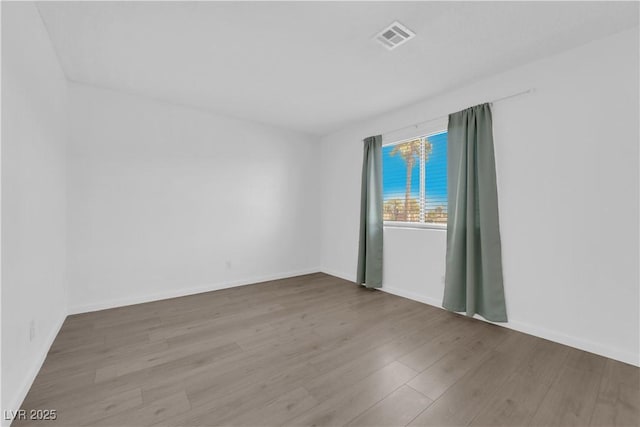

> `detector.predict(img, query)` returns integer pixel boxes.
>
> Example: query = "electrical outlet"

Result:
[29,320,36,341]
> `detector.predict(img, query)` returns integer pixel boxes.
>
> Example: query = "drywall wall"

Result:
[67,83,321,313]
[319,27,639,366]
[1,2,69,421]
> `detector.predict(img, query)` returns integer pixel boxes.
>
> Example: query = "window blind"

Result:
[382,131,448,225]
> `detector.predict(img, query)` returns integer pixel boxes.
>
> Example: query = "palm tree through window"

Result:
[382,131,447,225]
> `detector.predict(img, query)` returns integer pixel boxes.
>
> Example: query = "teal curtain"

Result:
[356,135,383,288]
[443,104,507,322]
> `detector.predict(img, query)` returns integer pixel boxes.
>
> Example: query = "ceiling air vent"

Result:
[374,21,415,50]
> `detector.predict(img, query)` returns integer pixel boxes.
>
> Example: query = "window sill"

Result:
[383,221,447,231]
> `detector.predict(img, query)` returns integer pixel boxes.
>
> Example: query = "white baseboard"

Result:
[319,267,356,283]
[500,318,639,367]
[3,311,66,427]
[381,284,639,367]
[323,273,639,368]
[380,284,442,307]
[68,268,321,315]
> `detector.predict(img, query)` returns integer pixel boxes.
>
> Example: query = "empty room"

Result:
[1,1,639,426]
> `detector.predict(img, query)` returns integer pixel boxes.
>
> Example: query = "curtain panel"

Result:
[443,104,507,321]
[356,135,383,288]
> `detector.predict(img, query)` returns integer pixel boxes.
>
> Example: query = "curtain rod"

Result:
[381,88,535,138]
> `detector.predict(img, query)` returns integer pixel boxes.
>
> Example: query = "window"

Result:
[382,130,447,227]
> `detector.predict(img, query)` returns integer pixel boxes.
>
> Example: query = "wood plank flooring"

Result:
[15,273,639,426]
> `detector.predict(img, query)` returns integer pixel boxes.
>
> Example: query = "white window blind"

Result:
[382,130,448,226]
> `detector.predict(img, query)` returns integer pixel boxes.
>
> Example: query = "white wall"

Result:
[1,2,69,420]
[320,28,639,366]
[67,83,321,313]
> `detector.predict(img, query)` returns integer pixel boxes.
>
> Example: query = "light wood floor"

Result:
[17,273,639,427]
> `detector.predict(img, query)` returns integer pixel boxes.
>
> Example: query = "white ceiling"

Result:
[36,1,639,135]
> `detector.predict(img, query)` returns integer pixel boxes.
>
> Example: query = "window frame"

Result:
[382,127,448,231]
